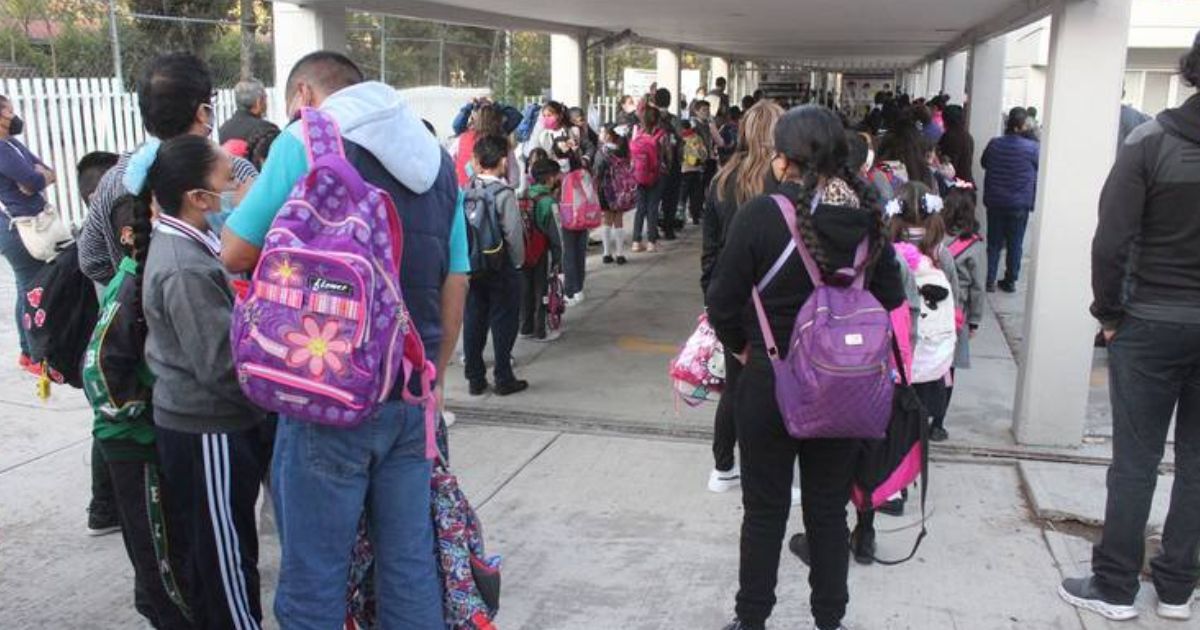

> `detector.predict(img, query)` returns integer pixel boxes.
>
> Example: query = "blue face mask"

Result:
[195,189,236,233]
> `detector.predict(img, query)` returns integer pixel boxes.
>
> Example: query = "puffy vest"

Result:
[343,141,458,394]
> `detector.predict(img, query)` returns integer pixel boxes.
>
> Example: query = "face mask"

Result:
[6,115,23,136]
[604,142,617,151]
[864,149,876,171]
[542,115,560,130]
[194,189,235,213]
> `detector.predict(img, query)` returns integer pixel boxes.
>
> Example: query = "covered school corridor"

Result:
[275,0,1141,448]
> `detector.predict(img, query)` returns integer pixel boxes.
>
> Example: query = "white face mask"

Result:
[864,149,876,172]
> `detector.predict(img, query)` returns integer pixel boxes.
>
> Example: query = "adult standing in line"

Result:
[938,104,975,184]
[700,99,784,493]
[0,95,51,374]
[707,106,904,630]
[654,88,684,239]
[218,78,279,147]
[222,51,465,628]
[980,107,1039,293]
[1059,34,1200,624]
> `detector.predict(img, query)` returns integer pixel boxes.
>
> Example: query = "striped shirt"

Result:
[78,151,257,284]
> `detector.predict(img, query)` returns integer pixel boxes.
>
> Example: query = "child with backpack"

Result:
[630,107,667,253]
[886,181,960,443]
[463,134,528,397]
[520,158,564,341]
[81,193,191,629]
[941,182,985,414]
[141,136,269,628]
[594,125,635,265]
[679,119,710,226]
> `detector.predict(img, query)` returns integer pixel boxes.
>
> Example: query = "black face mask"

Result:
[7,115,23,136]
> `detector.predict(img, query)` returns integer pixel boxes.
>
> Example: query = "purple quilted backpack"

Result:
[232,108,435,431]
[751,194,894,440]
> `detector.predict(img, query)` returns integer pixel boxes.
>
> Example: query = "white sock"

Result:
[614,228,625,257]
[602,225,613,257]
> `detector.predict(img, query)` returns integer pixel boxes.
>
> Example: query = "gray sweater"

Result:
[143,229,262,433]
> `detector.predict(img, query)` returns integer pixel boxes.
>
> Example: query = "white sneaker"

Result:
[631,242,644,253]
[442,410,456,428]
[791,486,801,506]
[707,466,741,493]
[1158,594,1194,620]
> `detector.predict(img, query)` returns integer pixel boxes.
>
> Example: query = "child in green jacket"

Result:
[520,158,564,340]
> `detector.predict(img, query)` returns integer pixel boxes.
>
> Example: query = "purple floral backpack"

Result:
[751,194,894,440]
[232,107,435,430]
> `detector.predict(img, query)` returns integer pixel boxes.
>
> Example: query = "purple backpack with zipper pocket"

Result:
[231,107,436,430]
[751,194,894,440]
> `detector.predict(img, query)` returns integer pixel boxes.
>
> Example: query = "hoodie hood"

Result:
[1156,93,1200,144]
[305,81,443,194]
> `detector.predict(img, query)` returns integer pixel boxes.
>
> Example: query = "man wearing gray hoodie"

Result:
[222,52,467,628]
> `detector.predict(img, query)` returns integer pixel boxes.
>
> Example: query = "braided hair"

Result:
[778,106,886,280]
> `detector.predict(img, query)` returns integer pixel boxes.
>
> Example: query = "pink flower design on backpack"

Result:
[284,316,351,378]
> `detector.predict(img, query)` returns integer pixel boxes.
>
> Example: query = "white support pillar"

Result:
[744,61,759,97]
[916,64,930,97]
[272,2,346,122]
[550,33,586,108]
[1014,0,1133,446]
[710,57,729,92]
[969,35,1007,219]
[943,51,969,105]
[928,59,945,95]
[656,47,681,114]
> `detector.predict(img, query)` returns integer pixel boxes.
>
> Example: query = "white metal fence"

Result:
[1,77,629,227]
[1,78,244,227]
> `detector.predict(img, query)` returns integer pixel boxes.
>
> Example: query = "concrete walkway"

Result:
[0,225,1192,628]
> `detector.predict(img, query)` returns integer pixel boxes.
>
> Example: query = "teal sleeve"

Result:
[225,129,309,247]
[448,189,469,274]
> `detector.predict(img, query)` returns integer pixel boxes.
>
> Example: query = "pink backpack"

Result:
[602,151,638,211]
[231,108,436,437]
[630,128,663,187]
[558,169,602,231]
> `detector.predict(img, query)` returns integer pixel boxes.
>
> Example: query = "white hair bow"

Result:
[924,193,944,214]
[884,198,903,218]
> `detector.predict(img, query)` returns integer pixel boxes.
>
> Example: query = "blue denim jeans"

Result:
[272,403,442,629]
[0,226,45,356]
[985,206,1030,285]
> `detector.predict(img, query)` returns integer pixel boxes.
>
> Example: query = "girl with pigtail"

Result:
[706,105,906,630]
[886,181,961,443]
[82,192,194,628]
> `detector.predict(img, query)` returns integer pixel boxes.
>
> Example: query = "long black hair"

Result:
[147,135,220,217]
[776,106,885,274]
[878,106,931,185]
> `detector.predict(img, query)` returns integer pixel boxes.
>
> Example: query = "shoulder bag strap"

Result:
[300,107,345,164]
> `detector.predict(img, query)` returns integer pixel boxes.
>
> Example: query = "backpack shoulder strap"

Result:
[946,234,982,259]
[300,107,345,164]
[769,193,824,288]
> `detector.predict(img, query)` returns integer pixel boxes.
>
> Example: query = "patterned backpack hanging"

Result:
[668,313,725,406]
[434,451,502,629]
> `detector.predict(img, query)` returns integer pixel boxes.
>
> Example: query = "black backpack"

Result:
[464,180,508,279]
[23,243,99,388]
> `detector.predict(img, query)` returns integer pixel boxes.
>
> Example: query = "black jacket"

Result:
[706,181,905,359]
[217,109,279,145]
[700,166,779,296]
[1091,95,1200,327]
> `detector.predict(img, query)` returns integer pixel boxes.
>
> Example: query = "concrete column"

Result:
[551,33,586,108]
[969,35,1007,217]
[710,57,729,92]
[1013,0,1133,446]
[656,47,681,113]
[272,2,346,120]
[943,50,969,105]
[916,64,929,97]
[744,61,759,97]
[928,59,945,95]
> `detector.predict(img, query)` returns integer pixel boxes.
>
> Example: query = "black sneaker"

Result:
[721,620,765,630]
[494,379,529,396]
[930,426,949,442]
[986,282,997,293]
[615,256,627,265]
[851,525,876,565]
[1059,577,1137,621]
[468,381,488,396]
[87,503,120,537]
[878,497,905,517]
[602,255,615,264]
[998,280,1016,293]
[788,532,811,566]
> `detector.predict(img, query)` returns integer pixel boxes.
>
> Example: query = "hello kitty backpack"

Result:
[231,108,436,431]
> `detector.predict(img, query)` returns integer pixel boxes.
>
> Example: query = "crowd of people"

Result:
[0,28,1196,630]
